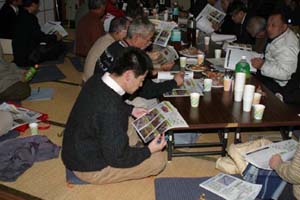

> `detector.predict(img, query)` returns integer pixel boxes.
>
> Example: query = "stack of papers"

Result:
[41,21,68,37]
[211,33,237,43]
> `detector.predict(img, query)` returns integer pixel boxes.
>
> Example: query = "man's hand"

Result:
[251,58,264,69]
[161,61,174,71]
[132,107,148,118]
[269,154,283,169]
[148,133,167,153]
[174,71,184,86]
[55,32,63,41]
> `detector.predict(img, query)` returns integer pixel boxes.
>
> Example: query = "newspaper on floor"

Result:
[0,102,42,130]
[41,21,68,37]
[196,4,226,34]
[244,139,298,170]
[132,101,188,143]
[150,19,177,47]
[200,173,262,200]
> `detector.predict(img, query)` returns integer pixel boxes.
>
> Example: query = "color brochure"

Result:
[244,139,298,170]
[132,101,188,143]
[200,173,262,200]
[150,19,177,47]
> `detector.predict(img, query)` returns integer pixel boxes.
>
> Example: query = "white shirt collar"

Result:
[102,72,125,96]
[10,5,18,14]
[241,13,246,25]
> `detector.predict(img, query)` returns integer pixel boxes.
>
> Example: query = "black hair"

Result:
[88,0,106,10]
[228,0,247,15]
[111,47,153,77]
[270,10,288,24]
[22,0,39,7]
[109,17,128,33]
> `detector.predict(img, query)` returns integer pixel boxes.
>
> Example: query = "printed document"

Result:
[200,173,262,200]
[41,21,68,37]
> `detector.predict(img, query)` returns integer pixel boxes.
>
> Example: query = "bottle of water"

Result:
[235,56,250,78]
[172,2,179,23]
[25,65,38,81]
[187,14,196,47]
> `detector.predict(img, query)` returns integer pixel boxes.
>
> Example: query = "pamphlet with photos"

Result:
[163,79,203,97]
[41,21,68,37]
[151,45,179,65]
[0,103,42,130]
[150,19,177,47]
[244,139,298,170]
[200,173,262,200]
[132,101,188,143]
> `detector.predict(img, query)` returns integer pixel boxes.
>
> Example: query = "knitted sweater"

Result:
[275,142,300,200]
[62,74,151,172]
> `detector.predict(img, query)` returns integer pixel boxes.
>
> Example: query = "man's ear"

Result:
[123,70,134,82]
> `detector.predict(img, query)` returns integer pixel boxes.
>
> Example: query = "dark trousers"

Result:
[278,183,296,200]
[0,81,31,101]
[256,70,283,94]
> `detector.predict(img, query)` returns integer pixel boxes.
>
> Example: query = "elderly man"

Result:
[82,17,129,82]
[75,0,106,57]
[246,16,267,53]
[251,11,300,93]
[96,17,184,99]
[62,47,167,184]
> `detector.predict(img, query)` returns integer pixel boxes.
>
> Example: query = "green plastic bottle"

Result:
[25,65,38,81]
[235,56,250,78]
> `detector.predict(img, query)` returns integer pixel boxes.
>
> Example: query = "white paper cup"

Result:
[243,85,255,101]
[252,92,262,105]
[253,104,265,120]
[190,92,201,107]
[234,72,246,91]
[197,54,205,65]
[180,57,187,68]
[243,100,252,112]
[204,36,210,46]
[234,90,243,102]
[29,122,38,135]
[214,49,222,58]
[204,78,212,92]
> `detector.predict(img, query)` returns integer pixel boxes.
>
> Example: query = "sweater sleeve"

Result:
[137,79,178,99]
[96,109,151,168]
[275,143,300,184]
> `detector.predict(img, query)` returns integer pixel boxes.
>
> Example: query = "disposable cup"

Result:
[204,78,212,92]
[190,92,201,107]
[204,36,210,46]
[253,104,265,120]
[197,54,205,65]
[234,90,243,102]
[223,78,232,92]
[234,72,246,91]
[29,122,38,135]
[214,49,222,58]
[180,57,187,68]
[252,93,262,105]
[243,100,252,112]
[243,85,255,100]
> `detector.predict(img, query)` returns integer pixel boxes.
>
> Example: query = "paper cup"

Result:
[243,85,255,101]
[253,104,265,120]
[243,100,252,112]
[204,78,212,92]
[214,49,222,58]
[190,92,201,107]
[223,78,232,92]
[29,122,38,135]
[234,72,246,91]
[197,54,205,65]
[180,57,187,68]
[234,90,243,102]
[204,36,210,46]
[252,93,262,105]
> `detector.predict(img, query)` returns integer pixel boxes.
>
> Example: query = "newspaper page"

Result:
[200,173,262,200]
[244,139,298,170]
[196,4,226,34]
[163,79,204,97]
[0,103,42,129]
[132,101,188,143]
[224,48,263,72]
[41,21,68,37]
[151,45,179,65]
[150,19,177,47]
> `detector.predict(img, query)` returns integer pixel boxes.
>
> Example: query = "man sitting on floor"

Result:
[95,17,184,99]
[83,16,129,82]
[12,0,64,67]
[251,11,300,94]
[62,47,167,184]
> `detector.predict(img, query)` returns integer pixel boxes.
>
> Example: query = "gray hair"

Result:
[88,0,106,10]
[127,17,155,39]
[246,16,266,37]
[109,17,129,33]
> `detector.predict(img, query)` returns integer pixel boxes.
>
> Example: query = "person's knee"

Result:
[151,152,167,174]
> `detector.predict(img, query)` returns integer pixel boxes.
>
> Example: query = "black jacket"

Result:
[0,3,19,39]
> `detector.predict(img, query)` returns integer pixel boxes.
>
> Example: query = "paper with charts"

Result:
[132,101,188,143]
[244,139,298,170]
[200,173,262,200]
[163,79,203,97]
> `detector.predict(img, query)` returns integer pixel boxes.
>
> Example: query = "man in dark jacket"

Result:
[12,0,64,67]
[62,47,167,184]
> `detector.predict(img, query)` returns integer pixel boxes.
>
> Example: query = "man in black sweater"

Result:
[95,17,184,99]
[62,47,167,184]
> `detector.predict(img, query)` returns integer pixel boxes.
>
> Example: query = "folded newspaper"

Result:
[41,21,68,37]
[132,101,188,143]
[150,19,177,47]
[163,79,203,97]
[151,45,179,65]
[244,139,298,170]
[0,103,42,130]
[200,173,262,200]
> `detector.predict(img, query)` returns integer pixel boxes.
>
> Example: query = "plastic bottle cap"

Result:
[242,56,246,59]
